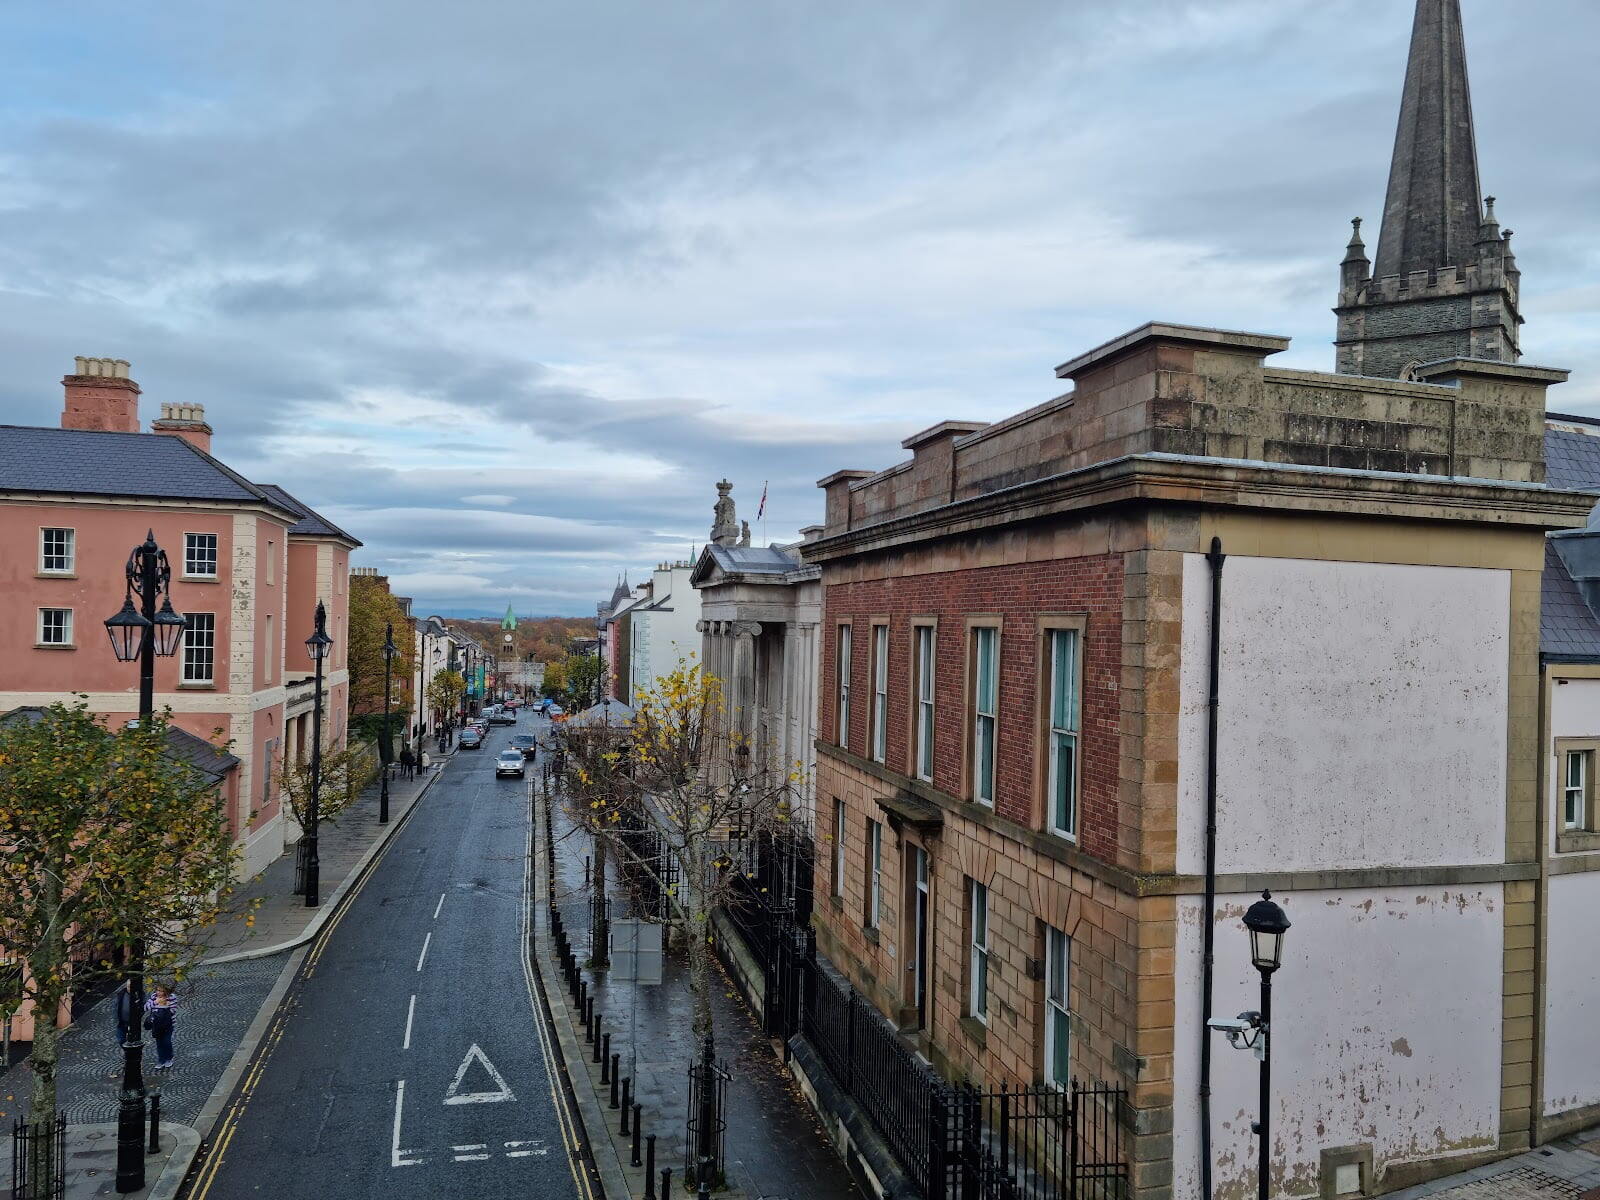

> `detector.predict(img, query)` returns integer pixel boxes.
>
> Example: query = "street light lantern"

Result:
[104,595,151,662]
[1243,890,1291,976]
[152,596,187,658]
[383,629,398,661]
[305,601,333,661]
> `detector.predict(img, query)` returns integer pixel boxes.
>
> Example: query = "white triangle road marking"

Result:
[443,1043,517,1105]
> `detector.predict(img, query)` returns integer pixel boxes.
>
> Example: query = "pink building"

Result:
[0,357,359,883]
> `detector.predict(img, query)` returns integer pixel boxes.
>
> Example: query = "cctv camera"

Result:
[1206,1016,1252,1036]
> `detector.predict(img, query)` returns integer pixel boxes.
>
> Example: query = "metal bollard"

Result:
[621,1076,632,1124]
[644,1131,656,1187]
[592,1017,603,1063]
[630,1103,642,1165]
[601,1034,612,1082]
[697,1174,711,1200]
[609,1055,620,1108]
[661,1167,672,1198]
[147,1088,161,1153]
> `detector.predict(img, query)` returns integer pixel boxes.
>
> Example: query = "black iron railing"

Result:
[956,1081,1129,1200]
[11,1114,66,1200]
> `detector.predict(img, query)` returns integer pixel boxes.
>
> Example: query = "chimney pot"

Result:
[151,399,212,454]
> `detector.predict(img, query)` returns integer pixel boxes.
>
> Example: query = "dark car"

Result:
[458,727,483,750]
[489,707,516,726]
[509,734,538,760]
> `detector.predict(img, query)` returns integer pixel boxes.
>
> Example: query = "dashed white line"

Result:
[452,1144,487,1152]
[434,891,446,919]
[453,1153,490,1162]
[403,994,416,1051]
[416,932,432,972]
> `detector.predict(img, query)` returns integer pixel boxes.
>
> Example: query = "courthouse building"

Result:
[806,2,1598,1196]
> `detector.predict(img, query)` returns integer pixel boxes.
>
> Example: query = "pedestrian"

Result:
[419,748,431,773]
[109,976,144,1076]
[144,983,178,1071]
[399,746,415,780]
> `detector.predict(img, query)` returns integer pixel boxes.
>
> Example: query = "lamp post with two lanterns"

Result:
[302,602,334,906]
[102,531,188,1194]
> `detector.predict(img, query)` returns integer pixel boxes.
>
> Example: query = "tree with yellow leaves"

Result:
[0,702,238,1139]
[557,658,797,1179]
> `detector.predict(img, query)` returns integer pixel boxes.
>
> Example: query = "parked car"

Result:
[494,749,526,778]
[509,734,538,760]
[458,727,483,750]
[489,706,516,726]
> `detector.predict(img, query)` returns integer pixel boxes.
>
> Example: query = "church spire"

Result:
[1372,0,1484,279]
[1333,0,1521,378]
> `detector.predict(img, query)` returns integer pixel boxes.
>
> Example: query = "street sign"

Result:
[609,918,664,984]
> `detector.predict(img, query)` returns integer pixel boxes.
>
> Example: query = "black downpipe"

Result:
[1199,536,1225,1200]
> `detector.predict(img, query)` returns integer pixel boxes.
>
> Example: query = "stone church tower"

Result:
[1334,0,1522,378]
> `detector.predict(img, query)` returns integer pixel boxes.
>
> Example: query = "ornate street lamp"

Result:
[380,623,397,823]
[303,602,333,906]
[101,529,186,1194]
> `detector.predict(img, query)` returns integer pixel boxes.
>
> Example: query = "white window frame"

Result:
[837,624,852,747]
[969,879,989,1022]
[37,607,73,646]
[831,798,846,899]
[870,624,888,762]
[1046,628,1081,840]
[971,626,998,806]
[39,527,75,575]
[1565,750,1588,831]
[184,532,219,579]
[183,612,216,684]
[914,625,935,781]
[1044,924,1071,1088]
[866,818,883,930]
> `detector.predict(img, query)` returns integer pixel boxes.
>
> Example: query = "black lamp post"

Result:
[103,530,186,1194]
[303,602,333,906]
[380,623,396,823]
[1242,890,1290,1200]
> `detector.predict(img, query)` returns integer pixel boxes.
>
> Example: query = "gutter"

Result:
[1200,536,1225,1199]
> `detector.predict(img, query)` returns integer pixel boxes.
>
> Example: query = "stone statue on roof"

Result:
[712,479,740,548]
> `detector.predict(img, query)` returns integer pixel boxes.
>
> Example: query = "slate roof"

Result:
[1541,541,1600,662]
[0,706,240,781]
[704,544,799,575]
[254,483,361,544]
[0,426,272,505]
[1544,427,1600,494]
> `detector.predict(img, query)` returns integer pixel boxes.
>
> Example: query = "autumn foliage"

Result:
[0,702,239,1126]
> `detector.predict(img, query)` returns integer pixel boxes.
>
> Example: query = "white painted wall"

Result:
[1544,870,1600,1116]
[1172,885,1505,1199]
[1177,554,1509,875]
[636,563,702,691]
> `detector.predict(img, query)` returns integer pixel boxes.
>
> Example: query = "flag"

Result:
[757,481,768,520]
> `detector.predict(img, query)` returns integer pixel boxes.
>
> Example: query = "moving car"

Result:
[458,727,483,750]
[489,706,516,726]
[509,734,538,760]
[494,749,526,778]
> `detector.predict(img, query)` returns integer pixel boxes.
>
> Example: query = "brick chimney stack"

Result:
[61,357,140,433]
[151,401,213,454]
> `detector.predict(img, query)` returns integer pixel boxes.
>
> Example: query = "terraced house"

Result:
[804,4,1598,1197]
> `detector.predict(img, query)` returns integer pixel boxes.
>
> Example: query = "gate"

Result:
[954,1081,1129,1200]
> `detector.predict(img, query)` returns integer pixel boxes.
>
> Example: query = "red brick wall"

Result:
[820,553,1124,861]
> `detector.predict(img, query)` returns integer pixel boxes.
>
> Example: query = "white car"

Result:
[494,749,526,778]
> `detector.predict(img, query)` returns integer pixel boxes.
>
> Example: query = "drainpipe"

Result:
[1199,536,1225,1200]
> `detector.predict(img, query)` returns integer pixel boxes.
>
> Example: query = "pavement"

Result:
[1387,1129,1600,1199]
[542,781,862,1200]
[0,750,444,1199]
[174,715,593,1200]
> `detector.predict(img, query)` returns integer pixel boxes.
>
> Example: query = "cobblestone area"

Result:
[1412,1166,1587,1198]
[0,954,286,1127]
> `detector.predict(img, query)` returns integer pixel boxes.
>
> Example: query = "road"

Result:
[181,714,591,1200]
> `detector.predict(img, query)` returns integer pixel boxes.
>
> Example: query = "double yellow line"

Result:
[186,809,413,1199]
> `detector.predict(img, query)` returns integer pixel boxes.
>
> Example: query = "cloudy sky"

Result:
[2,1,1596,616]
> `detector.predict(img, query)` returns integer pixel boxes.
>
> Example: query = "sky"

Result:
[2,1,1596,617]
